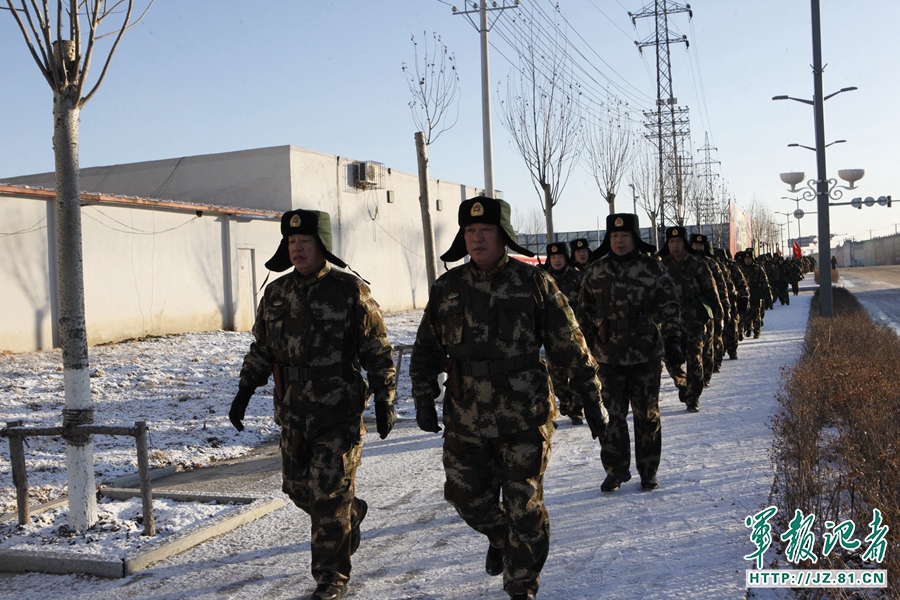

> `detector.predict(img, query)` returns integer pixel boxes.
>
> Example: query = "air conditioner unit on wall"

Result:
[357,161,378,187]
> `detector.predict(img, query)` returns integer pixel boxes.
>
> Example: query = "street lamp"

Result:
[771,0,858,318]
[787,139,845,152]
[627,182,638,215]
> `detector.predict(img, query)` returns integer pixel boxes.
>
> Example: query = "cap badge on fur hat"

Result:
[576,240,584,248]
[672,228,680,236]
[289,214,301,228]
[614,217,624,227]
[471,202,484,217]
[550,244,559,253]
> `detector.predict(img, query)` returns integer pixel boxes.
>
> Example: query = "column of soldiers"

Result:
[227,200,806,600]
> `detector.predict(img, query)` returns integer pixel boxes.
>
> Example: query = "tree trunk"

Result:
[414,132,438,290]
[607,191,616,215]
[650,215,660,251]
[543,184,554,241]
[54,90,98,531]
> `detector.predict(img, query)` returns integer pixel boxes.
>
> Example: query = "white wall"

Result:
[1,144,478,352]
[0,194,55,353]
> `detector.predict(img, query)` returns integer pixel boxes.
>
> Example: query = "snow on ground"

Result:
[0,294,811,599]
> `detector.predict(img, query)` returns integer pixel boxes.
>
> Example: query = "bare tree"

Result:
[707,184,732,249]
[403,31,459,284]
[497,11,582,240]
[4,0,153,531]
[682,172,704,230]
[583,96,635,215]
[631,139,661,249]
[748,196,778,254]
[511,204,546,235]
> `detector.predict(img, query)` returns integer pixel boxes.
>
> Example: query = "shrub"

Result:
[772,288,899,597]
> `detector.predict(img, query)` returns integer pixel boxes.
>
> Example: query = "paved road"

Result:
[837,265,900,331]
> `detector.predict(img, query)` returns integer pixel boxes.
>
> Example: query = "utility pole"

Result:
[630,0,693,244]
[452,1,519,198]
[696,132,721,239]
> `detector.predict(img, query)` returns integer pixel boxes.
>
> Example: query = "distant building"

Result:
[1,145,479,352]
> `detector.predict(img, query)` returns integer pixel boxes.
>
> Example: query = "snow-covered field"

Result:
[0,299,810,599]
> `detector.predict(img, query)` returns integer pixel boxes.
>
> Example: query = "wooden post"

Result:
[7,420,28,525]
[134,421,155,536]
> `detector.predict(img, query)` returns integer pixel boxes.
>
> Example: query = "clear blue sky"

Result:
[1,0,897,248]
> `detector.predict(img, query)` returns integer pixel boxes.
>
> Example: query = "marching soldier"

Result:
[689,234,727,385]
[544,242,586,425]
[739,249,771,339]
[658,227,720,412]
[578,214,682,492]
[569,237,592,270]
[230,209,397,600]
[717,249,749,360]
[410,196,607,600]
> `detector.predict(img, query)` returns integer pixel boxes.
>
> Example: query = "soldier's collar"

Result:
[469,252,509,279]
[293,261,331,286]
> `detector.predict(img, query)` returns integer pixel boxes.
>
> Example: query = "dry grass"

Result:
[772,288,899,597]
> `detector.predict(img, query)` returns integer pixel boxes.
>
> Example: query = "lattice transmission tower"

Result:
[629,1,694,237]
[696,132,721,229]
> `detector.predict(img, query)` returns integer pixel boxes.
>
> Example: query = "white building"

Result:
[1,145,477,353]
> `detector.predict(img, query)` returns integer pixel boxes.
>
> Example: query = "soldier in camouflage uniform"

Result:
[569,237,592,271]
[717,249,749,360]
[689,234,727,385]
[578,214,682,492]
[658,227,721,412]
[410,196,607,600]
[738,248,771,339]
[544,242,586,425]
[229,209,396,600]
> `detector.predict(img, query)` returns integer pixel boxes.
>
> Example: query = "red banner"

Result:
[793,241,802,258]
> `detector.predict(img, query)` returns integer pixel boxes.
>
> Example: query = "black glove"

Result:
[229,387,254,432]
[583,403,608,440]
[415,399,442,433]
[665,336,684,366]
[375,400,396,439]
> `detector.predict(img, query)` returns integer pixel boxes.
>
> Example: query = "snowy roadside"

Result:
[0,295,810,598]
[0,310,423,515]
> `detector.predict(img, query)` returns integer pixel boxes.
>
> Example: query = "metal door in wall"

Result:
[235,248,257,331]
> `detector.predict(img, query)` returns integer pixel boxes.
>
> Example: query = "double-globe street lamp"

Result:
[771,0,858,317]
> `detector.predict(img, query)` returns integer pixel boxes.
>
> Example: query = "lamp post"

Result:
[776,211,792,251]
[628,182,638,215]
[772,0,859,317]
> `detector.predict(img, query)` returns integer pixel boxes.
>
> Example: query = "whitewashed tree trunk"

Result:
[54,91,98,530]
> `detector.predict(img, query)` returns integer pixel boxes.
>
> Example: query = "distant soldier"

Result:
[410,196,607,600]
[689,234,727,385]
[659,227,720,412]
[230,209,396,600]
[544,242,586,425]
[773,256,791,305]
[569,237,592,270]
[787,257,803,296]
[717,249,749,360]
[739,249,771,339]
[578,213,682,492]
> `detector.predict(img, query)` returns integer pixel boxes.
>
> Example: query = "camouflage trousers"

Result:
[597,361,662,479]
[702,321,715,386]
[724,315,740,356]
[664,324,705,406]
[280,422,364,585]
[547,358,583,417]
[443,424,554,597]
[744,300,764,336]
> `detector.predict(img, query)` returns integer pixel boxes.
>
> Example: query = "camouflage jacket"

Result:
[725,260,750,300]
[546,265,584,313]
[577,251,682,365]
[660,253,721,328]
[698,254,728,322]
[713,258,738,312]
[739,261,772,303]
[409,253,602,438]
[239,262,396,432]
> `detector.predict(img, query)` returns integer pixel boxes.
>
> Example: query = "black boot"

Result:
[601,471,631,492]
[310,581,348,600]
[486,542,504,576]
[350,498,367,555]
